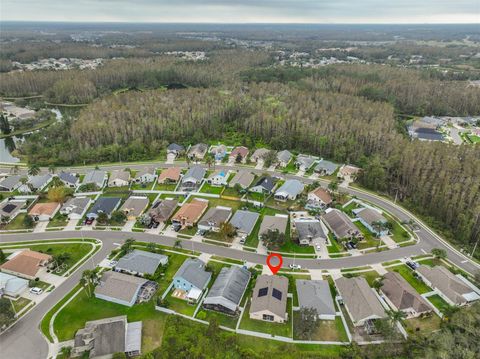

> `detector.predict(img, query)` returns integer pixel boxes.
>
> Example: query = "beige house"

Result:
[108,170,131,187]
[120,196,150,220]
[0,250,52,279]
[171,198,209,228]
[249,275,288,323]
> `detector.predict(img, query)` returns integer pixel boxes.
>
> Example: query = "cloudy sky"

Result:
[2,0,479,23]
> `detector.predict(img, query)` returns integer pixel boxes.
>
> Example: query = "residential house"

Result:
[229,210,260,237]
[338,165,361,180]
[28,202,60,222]
[380,272,432,318]
[207,170,229,186]
[322,208,361,240]
[296,279,336,320]
[87,197,121,219]
[94,271,149,307]
[0,250,52,280]
[0,175,23,192]
[295,155,317,172]
[293,218,327,246]
[148,199,178,224]
[274,179,304,201]
[210,144,227,161]
[249,275,288,323]
[58,171,79,188]
[181,165,205,191]
[203,266,251,316]
[314,160,339,176]
[277,150,293,168]
[259,215,288,238]
[229,146,249,163]
[72,316,142,358]
[115,249,168,277]
[60,197,92,220]
[157,167,181,184]
[21,174,52,193]
[82,170,107,188]
[171,198,208,228]
[0,272,29,297]
[416,266,480,306]
[250,148,270,163]
[173,258,212,302]
[120,196,149,220]
[167,143,185,156]
[198,206,232,232]
[306,187,332,210]
[335,277,387,327]
[228,170,254,189]
[353,207,388,236]
[187,143,208,160]
[133,167,156,184]
[108,170,130,187]
[249,176,277,194]
[0,199,26,223]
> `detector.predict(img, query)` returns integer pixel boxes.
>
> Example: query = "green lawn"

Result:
[4,213,35,230]
[167,289,198,317]
[131,182,155,191]
[466,133,480,143]
[154,183,177,191]
[344,270,381,287]
[293,313,348,342]
[246,191,267,202]
[355,221,382,249]
[188,195,243,212]
[158,253,194,295]
[239,297,293,338]
[390,265,432,294]
[222,187,242,198]
[46,213,69,228]
[384,213,411,243]
[427,294,451,314]
[199,183,224,195]
[11,297,33,312]
[0,241,94,275]
[404,313,442,335]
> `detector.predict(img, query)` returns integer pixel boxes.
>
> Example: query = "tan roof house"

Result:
[158,167,181,184]
[307,187,332,209]
[335,276,387,327]
[416,266,480,306]
[229,146,249,163]
[258,215,288,238]
[380,272,432,318]
[94,271,149,307]
[149,199,178,223]
[251,148,270,163]
[171,198,208,228]
[108,170,131,187]
[228,170,255,189]
[338,165,361,180]
[0,250,52,279]
[29,202,61,222]
[249,275,288,323]
[120,196,150,220]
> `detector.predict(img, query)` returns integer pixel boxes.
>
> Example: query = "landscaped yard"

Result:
[131,182,155,191]
[293,313,348,342]
[384,213,411,243]
[344,270,381,287]
[239,298,293,338]
[199,183,224,195]
[404,314,442,334]
[389,265,432,294]
[46,213,69,228]
[427,294,451,314]
[196,308,240,329]
[354,221,382,250]
[154,183,177,191]
[0,241,95,275]
[11,297,33,312]
[4,213,36,230]
[167,288,198,317]
[246,191,267,202]
[188,195,244,212]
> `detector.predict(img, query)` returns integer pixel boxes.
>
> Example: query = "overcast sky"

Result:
[2,0,479,23]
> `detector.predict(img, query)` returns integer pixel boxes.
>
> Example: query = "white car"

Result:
[289,264,301,270]
[316,245,321,251]
[29,287,43,295]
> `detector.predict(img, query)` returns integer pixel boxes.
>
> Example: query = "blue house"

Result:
[353,207,388,236]
[173,258,211,297]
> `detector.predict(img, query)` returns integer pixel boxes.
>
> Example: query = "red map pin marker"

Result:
[266,253,283,275]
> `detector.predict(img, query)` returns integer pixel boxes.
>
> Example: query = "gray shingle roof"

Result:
[277,150,292,163]
[120,196,149,217]
[60,197,91,215]
[275,179,304,197]
[167,143,185,152]
[229,170,254,189]
[182,165,206,183]
[259,215,288,237]
[115,249,168,275]
[58,171,79,185]
[295,155,316,169]
[88,197,121,216]
[381,272,431,313]
[174,258,211,290]
[314,160,339,174]
[0,175,23,191]
[252,176,276,192]
[322,209,359,239]
[295,220,327,242]
[188,143,208,158]
[296,280,336,317]
[83,170,106,186]
[149,199,178,222]
[229,210,260,235]
[354,207,387,227]
[198,207,232,228]
[204,266,251,312]
[28,174,51,189]
[95,271,148,303]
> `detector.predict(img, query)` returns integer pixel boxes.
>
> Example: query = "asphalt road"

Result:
[1,161,479,359]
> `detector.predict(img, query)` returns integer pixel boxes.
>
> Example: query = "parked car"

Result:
[172,224,181,232]
[85,218,94,225]
[406,261,419,270]
[29,287,43,295]
[316,245,321,251]
[289,264,301,270]
[196,229,207,236]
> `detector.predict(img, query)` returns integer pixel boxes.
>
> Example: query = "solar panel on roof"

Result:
[258,287,268,297]
[2,204,16,213]
[272,288,282,301]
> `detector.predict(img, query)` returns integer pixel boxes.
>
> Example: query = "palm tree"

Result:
[28,164,40,176]
[10,165,19,174]
[174,240,182,249]
[81,269,92,297]
[387,309,406,325]
[48,165,56,174]
[146,242,157,253]
[206,156,213,169]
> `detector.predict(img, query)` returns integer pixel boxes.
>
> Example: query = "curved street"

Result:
[0,162,478,359]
